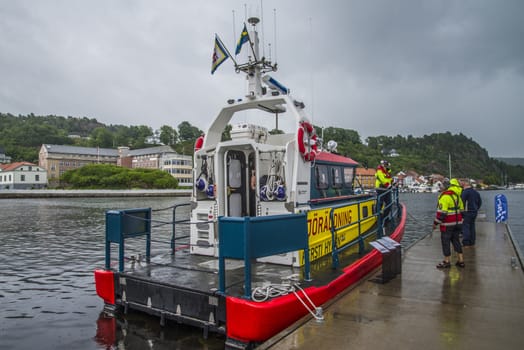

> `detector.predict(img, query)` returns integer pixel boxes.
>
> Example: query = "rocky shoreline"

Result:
[0,189,192,199]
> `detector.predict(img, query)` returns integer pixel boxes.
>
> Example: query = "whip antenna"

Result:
[260,0,265,58]
[273,8,277,62]
[232,10,236,47]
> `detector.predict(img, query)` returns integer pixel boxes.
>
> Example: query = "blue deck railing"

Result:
[217,213,310,299]
[105,208,152,272]
[103,187,400,298]
[329,187,400,269]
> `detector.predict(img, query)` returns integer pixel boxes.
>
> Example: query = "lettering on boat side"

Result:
[307,207,353,237]
[302,233,348,264]
[295,205,361,264]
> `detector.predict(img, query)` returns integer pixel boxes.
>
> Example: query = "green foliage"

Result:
[269,128,284,135]
[178,121,203,142]
[221,124,232,141]
[320,126,361,145]
[60,164,178,189]
[2,112,523,184]
[351,132,523,184]
[89,127,114,148]
[159,125,178,146]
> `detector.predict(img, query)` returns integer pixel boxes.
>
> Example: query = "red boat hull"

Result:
[225,204,407,343]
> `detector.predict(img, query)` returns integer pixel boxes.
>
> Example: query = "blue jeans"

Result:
[462,212,478,246]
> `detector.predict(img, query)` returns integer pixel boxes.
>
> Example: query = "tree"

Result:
[89,127,114,148]
[60,164,178,189]
[321,127,361,145]
[159,125,178,146]
[128,125,153,148]
[178,121,202,142]
[221,124,232,141]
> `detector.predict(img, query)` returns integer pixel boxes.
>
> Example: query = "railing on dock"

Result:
[105,208,152,272]
[104,204,193,273]
[217,213,310,299]
[329,187,400,269]
[170,202,192,254]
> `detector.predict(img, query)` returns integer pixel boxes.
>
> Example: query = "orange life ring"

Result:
[194,134,204,151]
[297,121,318,161]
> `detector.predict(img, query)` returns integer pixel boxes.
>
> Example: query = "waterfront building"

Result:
[118,145,192,187]
[39,144,192,187]
[355,167,376,190]
[117,145,175,169]
[0,162,47,189]
[161,153,193,187]
[39,144,119,185]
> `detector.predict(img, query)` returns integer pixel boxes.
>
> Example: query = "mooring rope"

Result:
[251,282,324,321]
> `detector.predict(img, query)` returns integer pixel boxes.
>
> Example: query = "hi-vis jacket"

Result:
[434,184,464,232]
[375,165,392,189]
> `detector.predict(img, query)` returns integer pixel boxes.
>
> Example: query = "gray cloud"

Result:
[1,0,523,157]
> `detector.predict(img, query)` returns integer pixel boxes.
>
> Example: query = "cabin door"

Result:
[226,150,247,217]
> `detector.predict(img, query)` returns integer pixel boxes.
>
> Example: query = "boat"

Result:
[94,17,406,349]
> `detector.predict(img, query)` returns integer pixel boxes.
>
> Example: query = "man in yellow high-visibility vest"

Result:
[375,160,393,219]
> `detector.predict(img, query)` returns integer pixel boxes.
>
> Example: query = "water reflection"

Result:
[94,312,225,350]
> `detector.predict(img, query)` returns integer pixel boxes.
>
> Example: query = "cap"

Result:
[441,178,450,189]
[380,160,390,167]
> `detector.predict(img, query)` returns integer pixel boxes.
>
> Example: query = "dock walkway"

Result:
[260,220,524,350]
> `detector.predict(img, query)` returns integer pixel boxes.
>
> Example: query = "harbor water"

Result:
[0,190,522,349]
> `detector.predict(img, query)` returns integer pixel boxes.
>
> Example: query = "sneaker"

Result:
[436,261,451,269]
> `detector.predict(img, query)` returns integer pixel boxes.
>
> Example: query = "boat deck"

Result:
[260,219,524,349]
[120,226,384,298]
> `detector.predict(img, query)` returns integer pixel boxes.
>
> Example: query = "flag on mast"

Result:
[235,23,249,55]
[211,34,229,74]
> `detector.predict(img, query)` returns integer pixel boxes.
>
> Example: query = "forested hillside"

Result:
[319,127,524,184]
[0,113,201,162]
[1,113,523,184]
[496,158,524,166]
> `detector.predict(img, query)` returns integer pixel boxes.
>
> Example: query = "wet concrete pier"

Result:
[260,220,524,349]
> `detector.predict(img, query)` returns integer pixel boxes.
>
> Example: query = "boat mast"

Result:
[235,17,277,100]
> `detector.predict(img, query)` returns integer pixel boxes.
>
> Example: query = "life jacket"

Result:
[375,165,392,189]
[434,186,464,232]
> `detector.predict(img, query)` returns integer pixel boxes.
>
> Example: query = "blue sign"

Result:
[495,194,508,223]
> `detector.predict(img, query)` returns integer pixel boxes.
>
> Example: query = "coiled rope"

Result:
[251,281,324,321]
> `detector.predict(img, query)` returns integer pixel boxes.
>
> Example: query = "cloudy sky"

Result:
[1,0,523,157]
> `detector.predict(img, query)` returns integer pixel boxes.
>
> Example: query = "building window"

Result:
[36,175,40,182]
[21,175,25,182]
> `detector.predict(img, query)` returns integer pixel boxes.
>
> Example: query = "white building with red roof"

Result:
[0,162,47,189]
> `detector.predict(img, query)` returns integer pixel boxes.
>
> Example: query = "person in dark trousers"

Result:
[433,178,465,269]
[461,180,482,247]
[375,160,393,220]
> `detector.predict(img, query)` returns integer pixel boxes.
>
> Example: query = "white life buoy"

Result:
[297,121,318,161]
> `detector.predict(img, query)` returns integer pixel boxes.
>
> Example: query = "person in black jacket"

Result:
[461,180,482,247]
